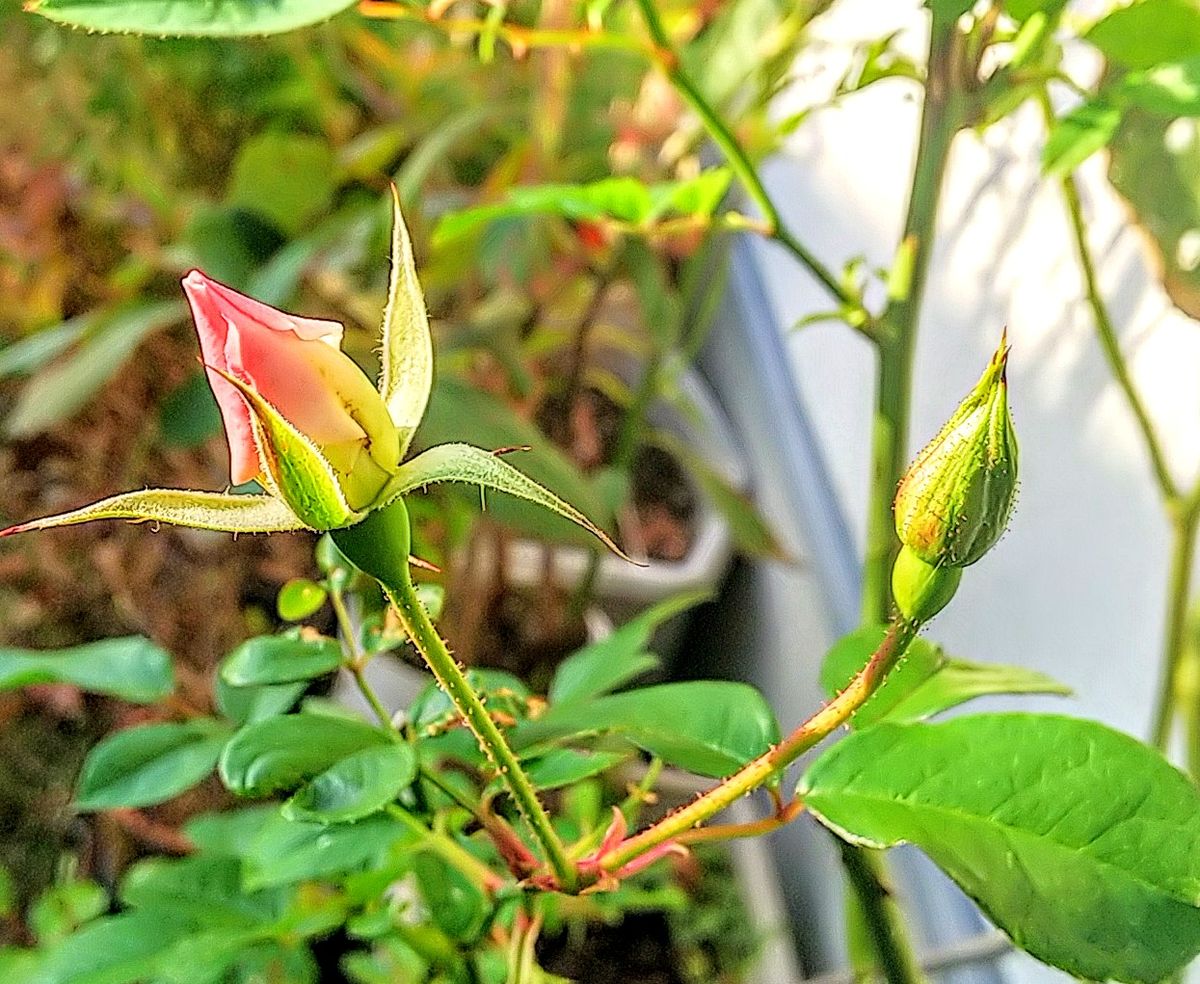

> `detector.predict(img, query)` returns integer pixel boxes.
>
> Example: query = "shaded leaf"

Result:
[219,713,389,797]
[506,748,629,791]
[228,134,336,237]
[0,637,173,703]
[515,681,779,778]
[800,714,1200,983]
[76,720,230,811]
[548,591,709,704]
[5,301,184,438]
[221,633,343,687]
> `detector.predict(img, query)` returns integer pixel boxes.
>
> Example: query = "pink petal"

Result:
[182,272,259,485]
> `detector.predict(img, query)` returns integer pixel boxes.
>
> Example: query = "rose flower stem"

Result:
[599,617,918,873]
[333,499,578,892]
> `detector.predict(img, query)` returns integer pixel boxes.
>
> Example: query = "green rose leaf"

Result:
[220,633,344,687]
[515,681,780,778]
[0,637,173,703]
[548,591,709,704]
[799,714,1200,983]
[283,743,418,824]
[820,625,1068,728]
[219,713,390,797]
[27,0,360,37]
[76,720,231,811]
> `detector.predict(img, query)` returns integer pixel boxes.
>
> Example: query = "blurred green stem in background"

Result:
[1042,89,1200,772]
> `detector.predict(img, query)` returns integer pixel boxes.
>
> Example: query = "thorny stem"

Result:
[844,14,970,983]
[860,13,968,626]
[334,503,578,892]
[597,618,918,873]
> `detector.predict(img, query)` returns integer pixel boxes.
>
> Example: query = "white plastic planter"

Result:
[500,367,750,627]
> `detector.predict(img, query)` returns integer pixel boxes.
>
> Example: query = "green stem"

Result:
[861,13,967,625]
[847,14,968,984]
[630,0,858,315]
[331,584,401,734]
[1152,508,1199,752]
[386,805,505,893]
[1048,105,1179,502]
[334,501,578,892]
[598,618,917,872]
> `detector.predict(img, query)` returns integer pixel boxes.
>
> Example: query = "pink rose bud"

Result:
[182,271,400,524]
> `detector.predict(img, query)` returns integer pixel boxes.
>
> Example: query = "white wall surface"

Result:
[732,1,1200,979]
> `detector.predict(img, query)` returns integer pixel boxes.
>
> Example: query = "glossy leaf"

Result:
[384,442,631,562]
[283,743,417,824]
[548,591,709,704]
[30,911,191,984]
[378,188,434,457]
[0,637,173,703]
[27,0,360,36]
[219,713,390,797]
[1,489,307,538]
[820,625,1068,729]
[221,633,343,687]
[515,681,780,777]
[225,811,416,890]
[800,714,1200,983]
[215,678,306,728]
[76,720,231,811]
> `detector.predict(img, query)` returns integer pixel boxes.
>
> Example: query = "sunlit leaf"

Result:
[384,442,633,562]
[1,490,308,537]
[378,188,434,456]
[28,0,360,37]
[801,714,1200,983]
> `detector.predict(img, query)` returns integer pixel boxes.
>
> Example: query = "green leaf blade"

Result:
[378,189,434,457]
[386,442,632,563]
[0,637,173,703]
[516,681,779,778]
[283,743,417,824]
[219,713,390,797]
[799,714,1200,983]
[221,633,344,687]
[28,0,360,37]
[76,720,230,811]
[1,489,308,537]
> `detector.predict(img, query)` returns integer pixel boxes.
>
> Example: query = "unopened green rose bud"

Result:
[894,333,1018,570]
